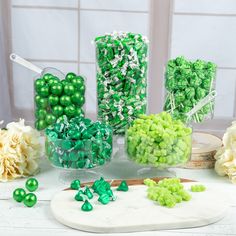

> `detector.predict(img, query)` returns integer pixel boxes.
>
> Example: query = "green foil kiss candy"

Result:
[117,180,129,192]
[70,179,81,190]
[74,190,85,201]
[81,200,93,212]
[84,186,93,199]
[98,193,110,205]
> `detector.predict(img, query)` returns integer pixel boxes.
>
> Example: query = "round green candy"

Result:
[34,78,45,92]
[64,83,75,96]
[23,193,37,207]
[34,95,41,104]
[35,109,47,119]
[45,114,57,125]
[75,107,84,117]
[47,77,60,86]
[71,76,84,89]
[36,97,48,109]
[38,86,49,97]
[78,84,85,95]
[43,73,54,82]
[52,105,64,117]
[25,178,39,192]
[65,72,76,81]
[71,92,84,105]
[35,119,47,130]
[64,105,76,117]
[13,188,26,202]
[48,95,59,106]
[50,83,63,96]
[60,95,71,106]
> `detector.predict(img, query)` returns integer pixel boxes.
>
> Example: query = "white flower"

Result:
[0,119,42,182]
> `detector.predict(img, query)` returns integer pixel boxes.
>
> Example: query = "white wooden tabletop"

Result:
[1,155,236,236]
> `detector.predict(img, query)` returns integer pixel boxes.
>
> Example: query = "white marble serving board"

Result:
[50,183,229,233]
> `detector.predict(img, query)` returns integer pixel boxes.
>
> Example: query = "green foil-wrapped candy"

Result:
[95,31,148,135]
[81,200,93,212]
[117,180,129,192]
[70,179,81,190]
[164,56,217,123]
[34,72,86,130]
[45,116,113,169]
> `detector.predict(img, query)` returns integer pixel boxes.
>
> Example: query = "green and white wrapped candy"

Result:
[164,56,217,123]
[95,31,148,135]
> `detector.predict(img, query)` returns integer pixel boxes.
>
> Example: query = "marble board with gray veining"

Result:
[51,183,228,233]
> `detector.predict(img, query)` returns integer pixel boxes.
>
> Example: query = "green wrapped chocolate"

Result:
[34,72,86,131]
[164,56,217,123]
[95,31,148,135]
[45,116,113,169]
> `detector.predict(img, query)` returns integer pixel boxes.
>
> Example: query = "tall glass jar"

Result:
[95,32,148,135]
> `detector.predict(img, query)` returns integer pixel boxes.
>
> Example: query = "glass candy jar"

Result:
[95,32,149,135]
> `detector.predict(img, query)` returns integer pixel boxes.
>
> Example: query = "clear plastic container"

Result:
[45,131,113,169]
[163,56,217,124]
[34,71,86,131]
[95,32,149,135]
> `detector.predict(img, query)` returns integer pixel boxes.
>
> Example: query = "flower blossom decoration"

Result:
[0,119,42,182]
[215,121,236,183]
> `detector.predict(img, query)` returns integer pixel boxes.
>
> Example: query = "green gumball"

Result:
[60,95,71,106]
[65,72,76,81]
[35,109,47,119]
[23,193,37,207]
[50,83,63,96]
[45,114,57,125]
[35,119,47,130]
[48,95,59,106]
[64,105,76,117]
[38,85,49,97]
[13,188,26,202]
[75,107,84,117]
[25,178,39,192]
[43,73,54,82]
[64,83,75,96]
[36,97,48,109]
[78,84,85,95]
[52,105,64,117]
[71,92,83,105]
[34,78,45,92]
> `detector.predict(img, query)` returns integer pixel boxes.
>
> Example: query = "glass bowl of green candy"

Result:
[126,112,192,168]
[45,116,113,169]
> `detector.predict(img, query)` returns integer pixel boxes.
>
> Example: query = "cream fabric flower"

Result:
[215,122,236,184]
[0,119,42,182]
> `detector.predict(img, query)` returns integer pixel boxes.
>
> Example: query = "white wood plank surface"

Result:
[1,157,236,236]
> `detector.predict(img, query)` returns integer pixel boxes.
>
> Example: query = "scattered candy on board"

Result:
[144,178,192,208]
[45,116,113,169]
[34,72,86,130]
[71,178,128,211]
[126,112,192,168]
[164,56,217,123]
[12,178,39,207]
[95,31,149,135]
[190,184,206,192]
[70,179,81,190]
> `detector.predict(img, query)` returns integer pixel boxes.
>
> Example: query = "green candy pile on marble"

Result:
[164,56,217,123]
[95,31,148,135]
[144,178,192,208]
[34,72,85,130]
[45,116,113,169]
[126,112,192,168]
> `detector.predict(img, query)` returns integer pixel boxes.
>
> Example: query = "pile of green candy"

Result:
[144,178,191,208]
[126,112,192,168]
[190,184,206,192]
[45,116,113,169]
[13,178,39,208]
[95,31,148,135]
[72,178,129,211]
[34,72,85,130]
[164,56,217,123]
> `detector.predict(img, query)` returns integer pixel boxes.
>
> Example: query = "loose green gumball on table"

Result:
[23,193,37,207]
[34,72,86,130]
[13,188,26,202]
[25,178,39,192]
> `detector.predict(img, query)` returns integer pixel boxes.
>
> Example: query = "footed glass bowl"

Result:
[45,135,113,170]
[126,113,192,169]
